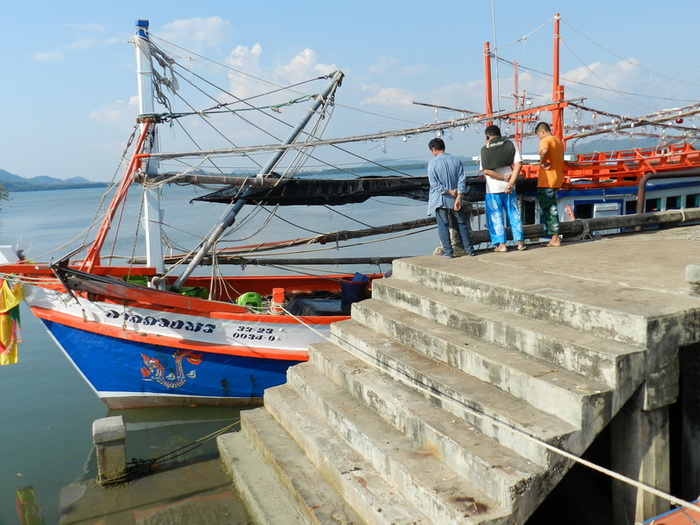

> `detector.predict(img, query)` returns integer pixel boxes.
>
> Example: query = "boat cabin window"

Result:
[686,194,700,208]
[645,198,661,212]
[667,196,682,210]
[625,200,637,214]
[574,203,594,219]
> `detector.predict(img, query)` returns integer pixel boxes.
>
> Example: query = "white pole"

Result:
[134,20,165,275]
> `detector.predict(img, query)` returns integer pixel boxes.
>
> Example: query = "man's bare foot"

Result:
[517,241,527,251]
[547,236,562,247]
[494,244,508,252]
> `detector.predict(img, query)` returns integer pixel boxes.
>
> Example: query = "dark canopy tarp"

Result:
[190,175,533,206]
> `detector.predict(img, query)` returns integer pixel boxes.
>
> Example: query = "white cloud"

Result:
[224,44,337,99]
[227,43,263,71]
[274,48,337,84]
[33,51,64,62]
[88,95,139,129]
[563,59,641,89]
[159,17,232,53]
[424,81,483,112]
[361,87,415,107]
[65,38,98,51]
[401,64,430,76]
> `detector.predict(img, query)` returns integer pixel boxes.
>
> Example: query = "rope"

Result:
[99,419,241,485]
[280,305,700,518]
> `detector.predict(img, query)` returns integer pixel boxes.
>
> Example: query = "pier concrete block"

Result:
[686,263,700,295]
[93,415,127,485]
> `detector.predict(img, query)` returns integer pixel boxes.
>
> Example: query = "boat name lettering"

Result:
[105,310,215,333]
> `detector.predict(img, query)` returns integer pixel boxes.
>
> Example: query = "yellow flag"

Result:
[0,280,22,365]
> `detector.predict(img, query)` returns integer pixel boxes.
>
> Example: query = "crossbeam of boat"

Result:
[131,217,438,265]
[160,256,401,266]
[565,102,700,141]
[138,98,584,161]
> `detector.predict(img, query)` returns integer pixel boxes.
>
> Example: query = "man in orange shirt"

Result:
[535,122,564,247]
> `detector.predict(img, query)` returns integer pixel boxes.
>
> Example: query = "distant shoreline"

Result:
[4,182,110,192]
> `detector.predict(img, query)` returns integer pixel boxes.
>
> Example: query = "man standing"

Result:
[480,125,526,252]
[535,122,565,247]
[427,138,475,257]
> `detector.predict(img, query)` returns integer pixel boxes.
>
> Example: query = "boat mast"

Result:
[170,70,345,291]
[135,20,165,275]
[551,13,565,138]
[483,42,493,127]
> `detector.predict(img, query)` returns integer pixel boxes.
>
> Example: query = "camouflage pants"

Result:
[537,188,560,236]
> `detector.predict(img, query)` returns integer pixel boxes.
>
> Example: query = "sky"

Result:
[2,0,700,181]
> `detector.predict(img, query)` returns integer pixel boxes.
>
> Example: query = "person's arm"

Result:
[428,162,450,195]
[456,162,467,197]
[454,193,463,211]
[483,168,504,180]
[504,161,522,193]
[539,139,551,169]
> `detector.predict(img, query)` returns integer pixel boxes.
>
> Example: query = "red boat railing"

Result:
[519,142,700,190]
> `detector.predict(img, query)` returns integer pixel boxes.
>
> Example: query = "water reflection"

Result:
[59,406,250,524]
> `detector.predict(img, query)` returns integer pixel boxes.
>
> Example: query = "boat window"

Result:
[686,194,700,208]
[574,203,594,219]
[667,196,682,210]
[645,198,661,212]
[625,200,637,214]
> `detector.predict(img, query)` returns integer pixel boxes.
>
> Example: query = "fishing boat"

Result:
[0,21,410,409]
[639,500,700,524]
[1,16,699,409]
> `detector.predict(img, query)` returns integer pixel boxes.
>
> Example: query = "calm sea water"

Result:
[0,181,442,524]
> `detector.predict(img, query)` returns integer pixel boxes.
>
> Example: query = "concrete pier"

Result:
[93,416,127,485]
[218,224,700,524]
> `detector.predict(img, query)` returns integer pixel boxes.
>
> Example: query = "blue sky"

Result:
[2,0,700,181]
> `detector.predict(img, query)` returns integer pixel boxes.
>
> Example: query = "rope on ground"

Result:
[99,418,241,485]
[284,306,700,518]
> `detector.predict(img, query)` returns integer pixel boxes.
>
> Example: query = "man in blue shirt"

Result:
[427,138,475,257]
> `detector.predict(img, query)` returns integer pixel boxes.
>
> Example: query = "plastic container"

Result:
[236,292,263,310]
[340,279,368,304]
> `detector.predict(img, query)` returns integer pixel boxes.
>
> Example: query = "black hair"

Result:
[484,124,501,137]
[428,137,446,151]
[535,122,552,133]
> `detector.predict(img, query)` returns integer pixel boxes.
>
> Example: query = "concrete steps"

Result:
[391,256,664,346]
[346,300,612,432]
[220,255,650,523]
[325,320,576,466]
[267,374,511,524]
[371,275,645,396]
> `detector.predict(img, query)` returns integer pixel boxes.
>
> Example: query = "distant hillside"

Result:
[568,137,663,154]
[0,169,108,192]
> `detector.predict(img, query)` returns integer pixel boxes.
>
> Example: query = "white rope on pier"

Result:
[285,306,700,519]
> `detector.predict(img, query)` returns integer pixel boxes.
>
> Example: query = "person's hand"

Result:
[541,160,551,169]
[454,194,462,211]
